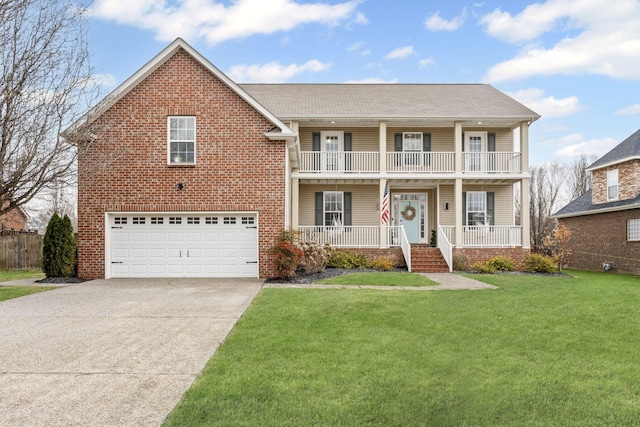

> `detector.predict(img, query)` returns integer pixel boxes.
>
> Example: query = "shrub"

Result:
[487,256,516,272]
[42,213,77,278]
[452,253,469,271]
[523,253,556,273]
[270,230,304,280]
[371,257,394,271]
[327,250,370,269]
[298,241,332,275]
[430,230,437,247]
[472,261,497,274]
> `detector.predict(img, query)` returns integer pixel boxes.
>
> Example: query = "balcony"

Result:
[298,151,522,174]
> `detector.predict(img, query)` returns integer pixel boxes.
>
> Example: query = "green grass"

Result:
[0,269,44,282]
[316,271,437,287]
[0,286,53,302]
[164,270,640,426]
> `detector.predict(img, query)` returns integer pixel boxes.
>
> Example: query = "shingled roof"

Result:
[240,83,540,122]
[587,128,640,170]
[553,189,640,218]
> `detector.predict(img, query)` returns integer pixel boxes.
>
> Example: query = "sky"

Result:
[84,0,640,166]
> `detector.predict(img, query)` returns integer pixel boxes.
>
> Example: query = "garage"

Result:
[108,213,258,278]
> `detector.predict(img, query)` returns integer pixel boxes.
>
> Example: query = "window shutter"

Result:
[394,133,403,152]
[423,133,431,152]
[462,191,467,226]
[488,133,496,152]
[487,192,495,226]
[344,192,352,226]
[315,192,323,226]
[312,133,321,171]
[344,133,352,151]
[461,133,465,152]
[312,133,321,151]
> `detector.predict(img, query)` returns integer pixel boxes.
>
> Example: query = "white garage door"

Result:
[109,213,258,278]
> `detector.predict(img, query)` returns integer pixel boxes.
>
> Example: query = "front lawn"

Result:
[0,270,44,282]
[316,271,437,286]
[0,286,53,302]
[164,270,640,426]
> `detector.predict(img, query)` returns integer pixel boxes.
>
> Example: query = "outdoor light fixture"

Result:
[176,182,186,191]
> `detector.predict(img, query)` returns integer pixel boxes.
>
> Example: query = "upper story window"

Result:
[628,219,640,241]
[403,133,423,152]
[168,116,195,165]
[607,169,618,201]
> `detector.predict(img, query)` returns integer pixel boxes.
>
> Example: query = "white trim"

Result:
[464,131,487,152]
[586,156,640,172]
[628,218,640,241]
[393,192,428,244]
[607,169,619,201]
[553,203,640,219]
[167,116,196,165]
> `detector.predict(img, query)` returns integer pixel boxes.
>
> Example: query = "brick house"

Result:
[0,203,28,231]
[67,38,539,279]
[553,129,640,274]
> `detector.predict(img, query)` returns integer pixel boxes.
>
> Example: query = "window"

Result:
[187,217,200,224]
[151,217,163,225]
[324,191,343,226]
[114,217,127,225]
[403,133,423,152]
[169,217,182,225]
[629,219,640,241]
[223,217,237,225]
[132,217,145,225]
[168,116,195,164]
[607,169,618,201]
[242,217,255,225]
[466,191,487,226]
[205,217,218,224]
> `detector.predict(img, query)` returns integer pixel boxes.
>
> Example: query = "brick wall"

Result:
[453,247,530,269]
[558,209,640,274]
[77,48,286,279]
[0,208,27,231]
[592,160,640,204]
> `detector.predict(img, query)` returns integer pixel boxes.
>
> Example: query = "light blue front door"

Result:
[399,200,420,243]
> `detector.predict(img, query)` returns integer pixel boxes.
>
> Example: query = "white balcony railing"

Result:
[299,152,379,173]
[440,225,521,247]
[297,226,380,247]
[463,152,521,173]
[386,152,455,173]
[299,151,523,174]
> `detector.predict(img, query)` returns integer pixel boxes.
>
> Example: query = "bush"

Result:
[327,250,370,269]
[487,256,516,272]
[298,241,332,275]
[42,213,77,278]
[523,253,556,273]
[452,253,469,271]
[270,230,304,280]
[472,261,497,274]
[371,257,394,271]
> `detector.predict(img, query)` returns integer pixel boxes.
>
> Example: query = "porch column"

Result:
[291,178,299,230]
[454,121,463,173]
[379,121,387,172]
[521,178,530,248]
[454,178,463,247]
[520,121,529,173]
[380,179,388,247]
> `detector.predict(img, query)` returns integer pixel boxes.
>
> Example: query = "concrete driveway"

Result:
[0,278,263,426]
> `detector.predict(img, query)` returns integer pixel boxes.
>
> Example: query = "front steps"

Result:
[410,245,449,273]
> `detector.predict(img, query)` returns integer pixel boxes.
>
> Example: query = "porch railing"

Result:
[437,226,452,272]
[299,152,379,173]
[297,226,380,247]
[440,225,522,247]
[386,152,455,173]
[389,226,411,271]
[462,152,521,173]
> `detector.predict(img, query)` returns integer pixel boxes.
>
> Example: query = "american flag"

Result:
[381,181,390,224]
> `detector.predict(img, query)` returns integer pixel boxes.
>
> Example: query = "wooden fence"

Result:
[0,230,42,270]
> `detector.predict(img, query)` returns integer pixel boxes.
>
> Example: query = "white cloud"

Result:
[616,104,640,115]
[419,58,436,69]
[91,0,364,44]
[227,60,331,83]
[507,88,583,118]
[425,8,466,31]
[480,0,640,82]
[344,78,398,83]
[347,42,370,56]
[88,73,117,88]
[553,135,617,158]
[386,46,416,60]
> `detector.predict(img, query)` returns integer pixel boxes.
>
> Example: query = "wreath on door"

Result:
[401,204,416,221]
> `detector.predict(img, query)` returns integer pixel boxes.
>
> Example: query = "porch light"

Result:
[176,182,186,191]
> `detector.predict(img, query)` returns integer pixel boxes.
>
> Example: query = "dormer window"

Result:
[168,116,195,165]
[607,169,618,201]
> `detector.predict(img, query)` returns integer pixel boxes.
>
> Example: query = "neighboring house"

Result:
[553,129,640,274]
[66,38,539,279]
[0,202,28,231]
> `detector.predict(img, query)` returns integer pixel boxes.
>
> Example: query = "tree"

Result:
[0,0,95,217]
[543,222,572,273]
[529,163,567,253]
[567,154,597,202]
[42,213,77,277]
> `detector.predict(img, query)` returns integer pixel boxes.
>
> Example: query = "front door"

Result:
[393,193,427,244]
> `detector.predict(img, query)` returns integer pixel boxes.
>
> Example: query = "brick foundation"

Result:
[453,247,530,270]
[331,247,407,268]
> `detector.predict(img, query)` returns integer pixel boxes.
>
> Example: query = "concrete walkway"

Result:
[0,278,263,427]
[264,272,496,291]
